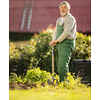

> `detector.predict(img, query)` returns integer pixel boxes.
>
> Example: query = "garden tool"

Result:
[47,45,58,85]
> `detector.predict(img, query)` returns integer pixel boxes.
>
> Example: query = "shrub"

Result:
[23,67,52,83]
[9,67,52,84]
[9,68,89,90]
[71,32,91,60]
[9,73,23,83]
[61,72,86,89]
[30,30,53,72]
[9,27,91,76]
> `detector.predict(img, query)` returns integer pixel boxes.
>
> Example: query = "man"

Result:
[49,1,77,82]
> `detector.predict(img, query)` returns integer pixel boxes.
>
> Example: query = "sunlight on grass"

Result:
[9,86,91,100]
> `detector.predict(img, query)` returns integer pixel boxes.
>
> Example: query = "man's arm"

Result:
[49,18,60,46]
[52,26,57,40]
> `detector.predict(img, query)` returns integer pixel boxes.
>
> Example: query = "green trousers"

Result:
[56,19,75,82]
[56,39,75,82]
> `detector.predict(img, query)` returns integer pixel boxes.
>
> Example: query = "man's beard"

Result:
[60,12,66,17]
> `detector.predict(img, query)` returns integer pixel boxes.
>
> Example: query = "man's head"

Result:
[59,1,70,17]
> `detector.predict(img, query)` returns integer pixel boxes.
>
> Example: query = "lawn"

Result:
[9,85,91,100]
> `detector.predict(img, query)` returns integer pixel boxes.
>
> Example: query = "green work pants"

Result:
[56,18,75,82]
[56,39,75,82]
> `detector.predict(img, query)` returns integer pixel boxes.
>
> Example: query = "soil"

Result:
[9,81,46,90]
[9,80,58,90]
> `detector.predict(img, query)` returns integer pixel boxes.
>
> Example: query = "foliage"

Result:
[9,69,91,100]
[9,39,37,75]
[9,41,25,76]
[9,33,34,41]
[9,27,91,100]
[9,67,52,84]
[9,67,90,90]
[23,67,52,83]
[9,73,23,83]
[30,30,53,72]
[9,27,91,75]
[60,72,88,90]
[9,42,21,58]
[71,32,91,60]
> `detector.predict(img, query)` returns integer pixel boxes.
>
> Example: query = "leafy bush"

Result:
[30,30,53,72]
[9,27,91,76]
[9,73,23,83]
[71,32,91,60]
[61,72,87,89]
[23,67,52,83]
[9,42,23,76]
[9,68,90,90]
[9,67,52,84]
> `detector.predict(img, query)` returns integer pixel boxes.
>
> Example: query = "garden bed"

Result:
[9,68,91,100]
[9,81,46,90]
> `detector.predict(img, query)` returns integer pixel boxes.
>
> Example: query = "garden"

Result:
[9,27,91,100]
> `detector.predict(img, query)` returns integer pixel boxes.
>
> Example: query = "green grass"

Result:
[9,85,91,100]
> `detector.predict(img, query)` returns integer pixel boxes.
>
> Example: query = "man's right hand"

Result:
[49,40,58,46]
[49,41,56,46]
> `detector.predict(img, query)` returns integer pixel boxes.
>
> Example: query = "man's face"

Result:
[60,4,69,16]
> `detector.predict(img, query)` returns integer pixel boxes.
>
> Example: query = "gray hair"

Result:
[59,1,70,10]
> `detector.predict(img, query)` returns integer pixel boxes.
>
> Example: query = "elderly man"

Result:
[49,1,77,82]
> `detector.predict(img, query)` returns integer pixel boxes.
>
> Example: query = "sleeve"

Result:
[52,25,57,40]
[57,18,75,42]
[52,18,60,40]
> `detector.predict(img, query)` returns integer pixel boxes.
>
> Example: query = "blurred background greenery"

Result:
[9,28,91,76]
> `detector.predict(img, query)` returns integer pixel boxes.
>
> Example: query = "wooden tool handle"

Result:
[52,49,54,74]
